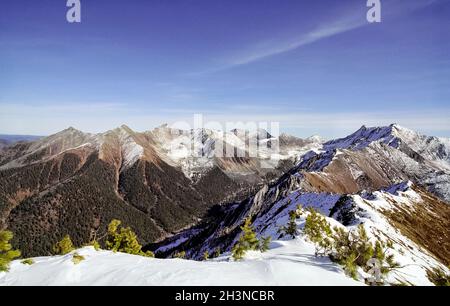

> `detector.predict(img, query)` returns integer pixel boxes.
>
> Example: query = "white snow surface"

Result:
[0,244,361,286]
[248,183,446,286]
[0,182,446,286]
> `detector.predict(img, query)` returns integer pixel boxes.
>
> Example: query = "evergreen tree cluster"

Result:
[0,230,21,272]
[105,219,154,257]
[51,219,155,258]
[302,208,400,284]
[231,217,271,260]
[52,235,75,255]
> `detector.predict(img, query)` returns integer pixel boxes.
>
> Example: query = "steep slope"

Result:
[293,124,450,202]
[151,181,449,285]
[150,125,450,285]
[0,125,314,257]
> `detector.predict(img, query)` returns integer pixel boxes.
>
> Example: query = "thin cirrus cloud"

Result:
[217,0,443,70]
[226,18,365,68]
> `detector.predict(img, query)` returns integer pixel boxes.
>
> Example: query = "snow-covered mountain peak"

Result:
[305,135,325,143]
[323,124,399,151]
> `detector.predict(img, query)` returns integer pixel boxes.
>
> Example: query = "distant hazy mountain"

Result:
[0,134,42,150]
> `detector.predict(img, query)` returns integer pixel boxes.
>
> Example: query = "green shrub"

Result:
[278,205,303,239]
[331,225,373,267]
[259,236,271,252]
[304,208,333,242]
[105,219,154,258]
[203,251,209,261]
[279,211,299,239]
[231,217,260,260]
[53,235,75,255]
[427,267,450,286]
[300,210,400,284]
[90,240,101,251]
[0,230,21,272]
[72,252,85,265]
[213,247,221,258]
[329,225,400,282]
[173,251,186,259]
[21,258,34,265]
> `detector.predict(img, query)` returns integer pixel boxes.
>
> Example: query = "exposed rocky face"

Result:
[146,124,450,273]
[1,123,449,261]
[0,124,316,257]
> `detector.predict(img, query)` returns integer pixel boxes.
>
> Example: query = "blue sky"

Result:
[0,0,449,138]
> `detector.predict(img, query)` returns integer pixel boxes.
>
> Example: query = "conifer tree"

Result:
[0,230,21,272]
[231,217,260,260]
[90,240,101,251]
[278,210,298,239]
[203,251,209,261]
[21,258,34,265]
[304,209,332,243]
[53,235,75,255]
[105,219,154,257]
[303,208,333,256]
[173,251,186,259]
[214,247,221,258]
[72,252,85,265]
[259,236,271,252]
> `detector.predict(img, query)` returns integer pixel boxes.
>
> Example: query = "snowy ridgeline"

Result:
[0,183,445,286]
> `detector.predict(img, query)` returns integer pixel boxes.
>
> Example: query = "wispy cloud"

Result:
[211,0,443,71]
[227,18,364,67]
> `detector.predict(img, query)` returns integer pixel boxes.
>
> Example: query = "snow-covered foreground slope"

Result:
[251,183,447,286]
[154,180,449,286]
[0,244,361,286]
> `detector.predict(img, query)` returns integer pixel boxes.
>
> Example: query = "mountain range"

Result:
[0,122,449,283]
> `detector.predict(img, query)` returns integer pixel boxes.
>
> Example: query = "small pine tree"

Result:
[354,225,374,266]
[342,252,358,279]
[259,236,271,253]
[278,210,298,239]
[303,209,333,256]
[173,251,186,259]
[72,252,85,265]
[105,219,154,258]
[0,230,21,272]
[53,235,75,255]
[214,247,221,258]
[231,217,260,260]
[90,240,101,251]
[295,204,304,217]
[21,258,34,265]
[203,251,209,261]
[304,209,332,243]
